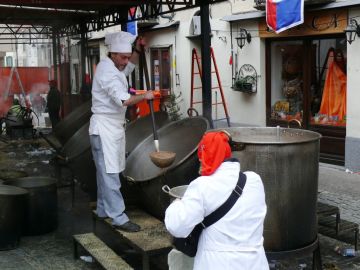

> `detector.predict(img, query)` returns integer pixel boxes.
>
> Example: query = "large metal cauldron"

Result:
[123,116,209,219]
[222,127,321,252]
[0,185,28,250]
[4,177,58,235]
[42,100,92,150]
[0,169,28,180]
[59,122,96,200]
[125,111,169,155]
[53,100,92,144]
[60,112,170,201]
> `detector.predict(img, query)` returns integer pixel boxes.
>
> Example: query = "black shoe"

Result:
[113,221,141,232]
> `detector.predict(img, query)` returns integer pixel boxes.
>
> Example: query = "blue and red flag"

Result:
[266,0,304,34]
[127,7,138,36]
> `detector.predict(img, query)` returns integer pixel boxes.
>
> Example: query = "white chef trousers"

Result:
[90,135,129,226]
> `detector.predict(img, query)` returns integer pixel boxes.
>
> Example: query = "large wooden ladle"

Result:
[140,46,176,168]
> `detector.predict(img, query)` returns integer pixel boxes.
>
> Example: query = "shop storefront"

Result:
[260,9,348,164]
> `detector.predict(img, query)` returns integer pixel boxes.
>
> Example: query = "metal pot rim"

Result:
[4,177,57,188]
[0,185,29,195]
[216,127,321,145]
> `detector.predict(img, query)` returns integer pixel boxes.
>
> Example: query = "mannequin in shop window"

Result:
[281,52,303,120]
[318,48,347,125]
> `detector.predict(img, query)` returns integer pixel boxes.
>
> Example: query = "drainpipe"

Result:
[80,24,87,91]
[230,22,234,85]
[57,33,65,118]
[51,31,57,81]
[67,36,72,94]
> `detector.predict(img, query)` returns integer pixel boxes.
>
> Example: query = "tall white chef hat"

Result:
[105,31,137,53]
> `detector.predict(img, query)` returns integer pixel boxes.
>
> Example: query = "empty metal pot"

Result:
[41,100,92,150]
[222,127,321,252]
[4,177,58,236]
[0,185,28,250]
[0,169,28,180]
[60,122,97,200]
[59,112,170,201]
[123,116,209,219]
[125,111,170,155]
[53,100,92,144]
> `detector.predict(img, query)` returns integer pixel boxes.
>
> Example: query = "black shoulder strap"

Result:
[202,171,247,227]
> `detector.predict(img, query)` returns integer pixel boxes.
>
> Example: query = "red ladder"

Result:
[190,47,230,127]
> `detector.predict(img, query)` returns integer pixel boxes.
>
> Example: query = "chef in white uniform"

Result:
[165,131,269,269]
[89,31,154,232]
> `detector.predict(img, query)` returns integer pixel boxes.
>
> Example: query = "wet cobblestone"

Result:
[1,135,360,269]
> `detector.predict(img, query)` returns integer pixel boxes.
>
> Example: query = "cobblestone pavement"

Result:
[0,136,165,270]
[1,135,360,269]
[252,163,360,270]
[318,163,360,225]
[317,163,360,269]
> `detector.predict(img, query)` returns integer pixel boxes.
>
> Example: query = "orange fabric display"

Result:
[135,90,161,98]
[197,132,231,176]
[319,51,347,121]
[134,90,161,117]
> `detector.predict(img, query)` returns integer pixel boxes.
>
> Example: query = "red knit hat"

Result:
[197,131,231,176]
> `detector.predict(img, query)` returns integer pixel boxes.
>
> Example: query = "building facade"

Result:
[67,0,359,171]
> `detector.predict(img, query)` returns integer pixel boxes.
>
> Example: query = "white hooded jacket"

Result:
[165,160,269,270]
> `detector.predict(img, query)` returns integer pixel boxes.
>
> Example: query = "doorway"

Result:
[266,36,347,164]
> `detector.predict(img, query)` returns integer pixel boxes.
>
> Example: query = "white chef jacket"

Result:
[165,160,269,270]
[89,57,135,173]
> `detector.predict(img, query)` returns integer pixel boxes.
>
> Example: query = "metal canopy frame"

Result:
[0,0,224,126]
[0,0,225,37]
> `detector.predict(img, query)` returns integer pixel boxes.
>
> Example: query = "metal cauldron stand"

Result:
[0,185,28,250]
[266,238,322,270]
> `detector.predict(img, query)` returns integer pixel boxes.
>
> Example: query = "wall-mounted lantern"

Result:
[344,19,360,45]
[235,28,251,49]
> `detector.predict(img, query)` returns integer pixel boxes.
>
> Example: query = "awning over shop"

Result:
[221,11,265,22]
[0,0,225,37]
[221,0,360,22]
[142,21,180,32]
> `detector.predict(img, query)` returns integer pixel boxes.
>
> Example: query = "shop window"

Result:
[268,37,346,128]
[310,38,347,127]
[270,40,304,123]
[267,36,346,163]
[150,47,171,93]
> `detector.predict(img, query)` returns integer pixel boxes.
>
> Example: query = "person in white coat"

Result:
[165,131,269,269]
[89,31,154,232]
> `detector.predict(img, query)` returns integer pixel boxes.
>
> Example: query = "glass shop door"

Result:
[266,36,346,164]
